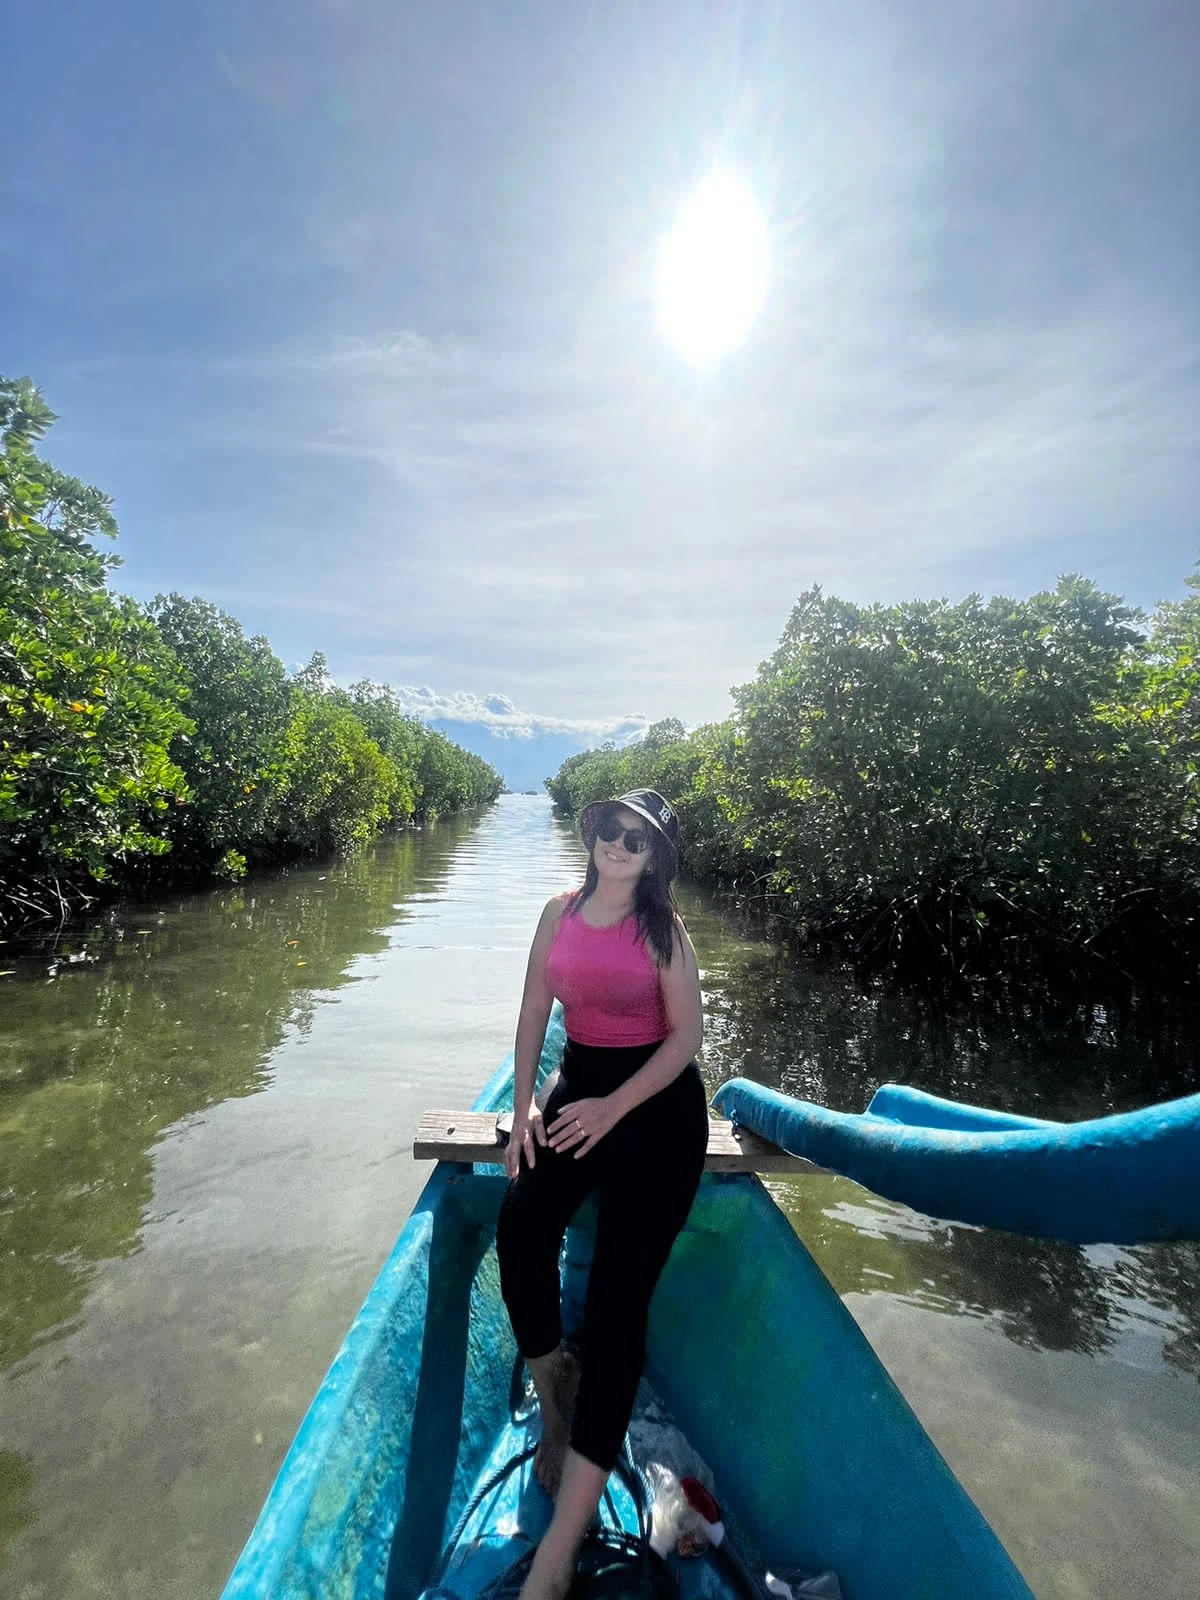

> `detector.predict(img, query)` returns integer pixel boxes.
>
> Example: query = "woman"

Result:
[496,789,709,1600]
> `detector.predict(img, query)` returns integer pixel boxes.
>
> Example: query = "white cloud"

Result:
[116,7,1200,731]
[386,686,647,747]
[203,272,1196,726]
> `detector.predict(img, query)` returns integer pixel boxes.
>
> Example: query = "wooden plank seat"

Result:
[413,1109,825,1175]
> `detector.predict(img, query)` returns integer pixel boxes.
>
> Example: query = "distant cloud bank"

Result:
[389,687,649,791]
[391,686,647,746]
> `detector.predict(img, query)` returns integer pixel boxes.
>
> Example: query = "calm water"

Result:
[1,796,1197,1600]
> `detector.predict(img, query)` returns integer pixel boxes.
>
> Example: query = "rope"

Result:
[435,1442,539,1577]
[429,1359,665,1600]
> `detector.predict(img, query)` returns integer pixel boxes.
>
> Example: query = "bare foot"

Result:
[518,1555,572,1600]
[519,1450,607,1600]
[528,1349,580,1498]
[518,1551,573,1600]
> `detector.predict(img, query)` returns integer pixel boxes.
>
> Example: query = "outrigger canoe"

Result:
[711,1079,1200,1245]
[221,1013,1035,1600]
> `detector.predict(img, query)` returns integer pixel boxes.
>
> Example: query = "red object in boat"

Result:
[681,1478,726,1545]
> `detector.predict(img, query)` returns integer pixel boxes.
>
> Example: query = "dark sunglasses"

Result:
[594,815,652,854]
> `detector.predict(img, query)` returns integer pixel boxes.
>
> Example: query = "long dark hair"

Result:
[568,817,681,966]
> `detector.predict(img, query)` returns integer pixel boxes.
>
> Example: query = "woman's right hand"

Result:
[505,1101,547,1179]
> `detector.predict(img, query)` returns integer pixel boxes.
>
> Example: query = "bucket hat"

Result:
[579,789,679,872]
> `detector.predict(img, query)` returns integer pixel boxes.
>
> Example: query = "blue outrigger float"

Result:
[711,1078,1200,1245]
[221,1015,1196,1600]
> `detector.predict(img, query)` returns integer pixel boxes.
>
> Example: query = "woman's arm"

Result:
[548,917,704,1158]
[506,894,566,1177]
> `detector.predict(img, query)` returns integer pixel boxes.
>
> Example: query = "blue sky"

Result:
[6,1,1199,777]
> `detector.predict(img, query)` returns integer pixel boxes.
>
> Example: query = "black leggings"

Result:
[496,1038,709,1472]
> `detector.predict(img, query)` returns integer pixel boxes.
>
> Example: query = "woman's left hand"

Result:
[547,1096,621,1159]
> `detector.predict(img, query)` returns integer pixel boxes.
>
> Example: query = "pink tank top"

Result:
[543,906,669,1048]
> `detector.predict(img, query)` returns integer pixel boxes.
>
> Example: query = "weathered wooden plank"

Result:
[703,1120,827,1174]
[413,1109,825,1175]
[413,1111,502,1164]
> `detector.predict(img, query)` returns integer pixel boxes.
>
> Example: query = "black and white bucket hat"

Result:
[578,789,679,872]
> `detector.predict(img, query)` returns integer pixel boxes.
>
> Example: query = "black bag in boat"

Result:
[420,1421,678,1600]
[472,1530,678,1600]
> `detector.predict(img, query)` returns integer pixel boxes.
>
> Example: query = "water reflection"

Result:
[1106,1240,1200,1380]
[691,920,1200,1119]
[682,892,1200,1380]
[0,801,1196,1600]
[0,822,469,1372]
[4,829,1196,1389]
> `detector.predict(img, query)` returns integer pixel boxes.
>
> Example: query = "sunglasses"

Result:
[594,815,652,855]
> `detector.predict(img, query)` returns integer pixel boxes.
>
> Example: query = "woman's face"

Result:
[592,805,656,884]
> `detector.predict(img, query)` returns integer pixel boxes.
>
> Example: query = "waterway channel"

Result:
[1,795,1197,1599]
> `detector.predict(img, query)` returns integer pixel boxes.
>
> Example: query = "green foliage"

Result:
[147,594,291,866]
[333,679,503,823]
[0,375,504,927]
[342,682,425,822]
[268,679,502,857]
[1127,572,1200,902]
[216,847,248,881]
[0,379,191,901]
[731,578,1151,961]
[548,573,1200,975]
[641,717,687,751]
[274,689,399,855]
[411,723,504,818]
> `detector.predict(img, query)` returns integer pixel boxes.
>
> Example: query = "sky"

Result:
[5,1,1199,784]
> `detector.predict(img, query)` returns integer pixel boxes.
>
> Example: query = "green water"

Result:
[1,796,1197,1599]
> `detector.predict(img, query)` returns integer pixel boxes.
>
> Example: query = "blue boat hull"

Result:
[221,1019,1034,1599]
[712,1079,1200,1244]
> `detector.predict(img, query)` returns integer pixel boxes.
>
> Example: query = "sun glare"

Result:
[657,171,770,368]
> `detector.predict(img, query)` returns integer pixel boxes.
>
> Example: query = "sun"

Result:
[656,172,770,368]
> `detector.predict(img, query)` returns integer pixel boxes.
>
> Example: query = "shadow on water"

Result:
[691,918,1200,1119]
[681,887,1200,1379]
[0,819,477,1375]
